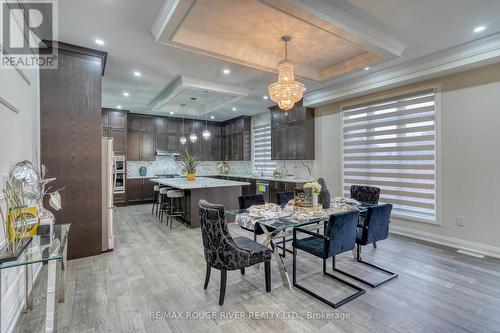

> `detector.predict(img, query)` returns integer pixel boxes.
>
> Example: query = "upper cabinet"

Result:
[102,108,128,155]
[127,115,155,161]
[221,116,251,161]
[270,101,315,160]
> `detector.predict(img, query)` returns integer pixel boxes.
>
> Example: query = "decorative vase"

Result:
[312,192,319,207]
[187,173,196,181]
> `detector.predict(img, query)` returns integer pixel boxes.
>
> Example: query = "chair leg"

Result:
[282,237,286,257]
[170,197,174,230]
[253,231,257,242]
[264,260,271,292]
[373,242,377,248]
[204,265,211,289]
[240,268,245,275]
[293,248,365,308]
[219,270,227,306]
[333,244,398,288]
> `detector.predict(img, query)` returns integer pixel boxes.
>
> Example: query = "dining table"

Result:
[226,199,377,290]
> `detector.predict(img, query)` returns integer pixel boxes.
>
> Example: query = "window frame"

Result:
[339,84,442,225]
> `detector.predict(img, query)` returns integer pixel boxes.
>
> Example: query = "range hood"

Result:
[156,149,180,156]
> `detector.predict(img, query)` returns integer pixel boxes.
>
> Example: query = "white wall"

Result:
[0,7,41,332]
[315,63,500,257]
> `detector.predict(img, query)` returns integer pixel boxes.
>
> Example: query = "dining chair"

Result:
[333,204,398,288]
[276,191,294,207]
[292,210,366,308]
[317,178,331,208]
[238,194,265,241]
[199,200,272,305]
[350,185,380,248]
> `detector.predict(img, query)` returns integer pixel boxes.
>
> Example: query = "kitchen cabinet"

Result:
[269,180,304,204]
[221,116,251,161]
[102,108,128,155]
[127,115,155,161]
[127,178,155,203]
[270,101,315,160]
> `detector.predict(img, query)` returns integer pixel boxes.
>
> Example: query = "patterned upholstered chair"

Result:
[292,210,365,308]
[199,200,272,305]
[334,204,398,288]
[238,194,265,241]
[350,185,380,248]
[276,191,294,207]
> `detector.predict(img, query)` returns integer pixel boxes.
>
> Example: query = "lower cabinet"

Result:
[127,178,155,204]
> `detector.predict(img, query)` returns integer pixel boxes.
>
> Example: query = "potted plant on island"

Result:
[178,148,200,181]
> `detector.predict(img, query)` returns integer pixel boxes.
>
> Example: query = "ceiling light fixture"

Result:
[123,92,129,97]
[364,66,370,71]
[116,105,122,109]
[202,91,211,141]
[189,100,198,143]
[169,111,174,115]
[263,95,268,100]
[133,71,142,77]
[223,69,231,74]
[95,39,105,45]
[268,36,304,115]
[473,25,485,33]
[180,104,187,145]
[232,107,237,111]
[210,116,215,119]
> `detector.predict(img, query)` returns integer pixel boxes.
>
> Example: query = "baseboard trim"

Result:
[389,225,500,259]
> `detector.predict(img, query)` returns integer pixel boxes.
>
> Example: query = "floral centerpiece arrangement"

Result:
[178,148,201,181]
[303,181,322,207]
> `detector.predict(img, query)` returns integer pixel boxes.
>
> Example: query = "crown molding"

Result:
[304,33,500,107]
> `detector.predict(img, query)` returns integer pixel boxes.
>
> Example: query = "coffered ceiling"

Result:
[56,0,500,120]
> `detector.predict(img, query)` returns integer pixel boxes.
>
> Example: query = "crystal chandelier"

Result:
[202,91,211,140]
[268,36,304,115]
[179,104,187,145]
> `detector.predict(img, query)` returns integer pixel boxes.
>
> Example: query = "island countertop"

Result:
[150,177,250,190]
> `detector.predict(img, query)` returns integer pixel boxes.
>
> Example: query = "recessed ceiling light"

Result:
[263,95,268,100]
[169,111,174,115]
[473,25,485,33]
[123,92,129,97]
[133,71,142,77]
[232,107,237,111]
[116,105,122,109]
[95,39,105,45]
[364,66,370,71]
[223,69,231,74]
[210,116,215,119]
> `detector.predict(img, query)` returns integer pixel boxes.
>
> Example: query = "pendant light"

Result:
[202,91,211,141]
[189,109,198,143]
[268,35,304,115]
[179,104,187,145]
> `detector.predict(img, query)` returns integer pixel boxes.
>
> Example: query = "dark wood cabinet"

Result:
[127,115,155,161]
[221,116,251,161]
[102,108,128,155]
[270,101,315,160]
[127,178,155,203]
[269,180,305,204]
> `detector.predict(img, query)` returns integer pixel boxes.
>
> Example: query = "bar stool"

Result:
[162,190,185,229]
[152,185,161,217]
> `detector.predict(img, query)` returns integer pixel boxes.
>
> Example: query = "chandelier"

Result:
[268,36,304,115]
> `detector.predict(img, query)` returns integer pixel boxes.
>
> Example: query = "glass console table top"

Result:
[0,224,70,270]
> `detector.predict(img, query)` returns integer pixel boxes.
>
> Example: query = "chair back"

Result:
[359,204,392,245]
[199,200,250,270]
[325,210,360,257]
[238,194,265,210]
[317,178,331,208]
[350,185,380,204]
[277,191,294,207]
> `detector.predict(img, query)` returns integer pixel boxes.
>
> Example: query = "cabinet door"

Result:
[141,117,154,133]
[127,179,143,203]
[211,135,221,161]
[296,123,307,160]
[168,134,180,153]
[271,109,283,127]
[286,124,299,160]
[155,133,168,150]
[127,131,141,161]
[128,117,142,131]
[168,118,182,133]
[110,129,126,154]
[109,112,126,129]
[141,133,155,161]
[102,113,109,128]
[271,128,280,160]
[154,117,168,133]
[142,179,155,201]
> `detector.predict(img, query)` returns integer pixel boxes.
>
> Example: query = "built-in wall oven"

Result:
[113,155,125,194]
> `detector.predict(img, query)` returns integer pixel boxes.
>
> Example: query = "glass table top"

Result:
[0,224,70,270]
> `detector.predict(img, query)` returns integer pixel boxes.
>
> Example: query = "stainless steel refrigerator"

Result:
[102,137,115,251]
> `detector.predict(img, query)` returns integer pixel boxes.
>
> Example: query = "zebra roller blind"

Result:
[342,88,437,221]
[253,123,276,175]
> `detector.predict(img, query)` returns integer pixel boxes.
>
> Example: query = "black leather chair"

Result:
[292,210,365,308]
[199,200,272,305]
[238,194,265,241]
[276,191,294,207]
[350,185,380,248]
[334,204,398,288]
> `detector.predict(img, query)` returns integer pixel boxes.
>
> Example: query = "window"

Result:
[253,123,276,175]
[342,88,437,222]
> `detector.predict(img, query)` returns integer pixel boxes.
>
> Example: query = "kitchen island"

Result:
[151,177,250,228]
